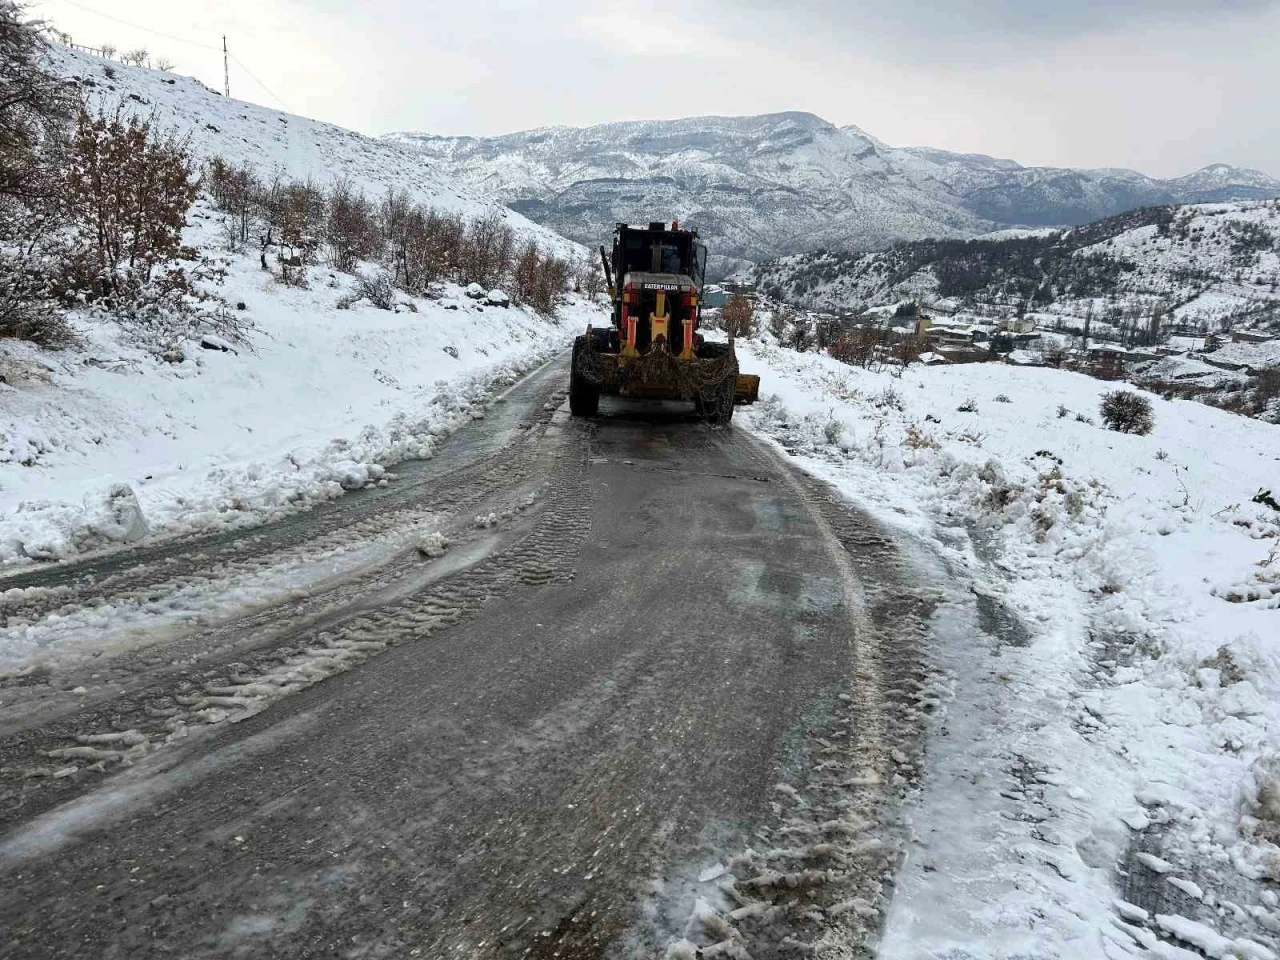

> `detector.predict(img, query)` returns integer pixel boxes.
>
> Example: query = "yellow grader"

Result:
[569,221,759,422]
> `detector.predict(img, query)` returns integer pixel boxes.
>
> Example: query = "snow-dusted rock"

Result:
[414,531,449,558]
[328,460,370,490]
[90,483,149,546]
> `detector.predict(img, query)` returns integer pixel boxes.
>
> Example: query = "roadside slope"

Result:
[737,341,1280,959]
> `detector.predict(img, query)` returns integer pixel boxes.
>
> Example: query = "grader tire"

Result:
[569,338,600,417]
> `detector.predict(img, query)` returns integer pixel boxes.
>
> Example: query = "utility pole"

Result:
[222,35,230,98]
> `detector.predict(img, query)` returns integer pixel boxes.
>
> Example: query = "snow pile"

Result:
[736,342,1280,958]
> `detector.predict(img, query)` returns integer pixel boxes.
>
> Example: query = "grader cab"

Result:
[568,221,759,421]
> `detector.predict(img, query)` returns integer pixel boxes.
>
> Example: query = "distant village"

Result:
[704,281,1280,419]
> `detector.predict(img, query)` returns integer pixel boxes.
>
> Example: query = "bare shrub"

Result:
[205,155,260,250]
[274,261,308,288]
[354,270,396,310]
[512,237,541,305]
[823,418,844,445]
[830,326,887,369]
[905,424,938,449]
[787,320,812,352]
[873,385,902,410]
[1099,390,1154,435]
[1256,369,1280,404]
[61,104,197,298]
[769,304,790,340]
[958,398,978,413]
[388,206,437,293]
[323,178,377,272]
[461,211,514,288]
[895,334,923,368]
[995,394,1011,403]
[530,251,569,315]
[0,4,75,203]
[721,293,754,338]
[579,253,604,299]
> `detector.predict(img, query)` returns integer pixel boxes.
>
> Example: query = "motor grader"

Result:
[568,221,759,421]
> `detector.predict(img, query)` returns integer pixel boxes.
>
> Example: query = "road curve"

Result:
[0,356,936,959]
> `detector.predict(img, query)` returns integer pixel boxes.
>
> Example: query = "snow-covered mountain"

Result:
[388,113,1280,274]
[756,199,1280,331]
[53,46,575,256]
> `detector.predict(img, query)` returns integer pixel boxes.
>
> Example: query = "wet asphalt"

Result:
[0,357,913,959]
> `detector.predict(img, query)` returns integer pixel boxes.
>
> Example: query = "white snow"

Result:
[735,340,1280,958]
[0,209,597,568]
[1,48,604,573]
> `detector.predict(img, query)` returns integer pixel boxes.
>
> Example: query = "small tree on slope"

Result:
[62,105,196,297]
[1100,390,1154,435]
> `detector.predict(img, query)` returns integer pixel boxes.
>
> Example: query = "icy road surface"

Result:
[0,356,948,958]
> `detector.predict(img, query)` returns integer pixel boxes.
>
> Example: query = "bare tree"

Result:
[123,48,148,68]
[154,56,174,71]
[721,293,754,338]
[769,303,791,340]
[323,178,377,271]
[0,3,75,201]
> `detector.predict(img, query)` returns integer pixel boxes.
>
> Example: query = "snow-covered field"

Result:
[738,342,1280,959]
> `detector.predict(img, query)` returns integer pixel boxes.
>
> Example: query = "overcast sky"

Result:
[36,0,1280,178]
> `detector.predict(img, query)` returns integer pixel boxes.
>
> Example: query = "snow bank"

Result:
[736,342,1280,957]
[0,196,598,567]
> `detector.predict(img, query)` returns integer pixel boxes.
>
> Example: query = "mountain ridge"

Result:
[386,112,1280,276]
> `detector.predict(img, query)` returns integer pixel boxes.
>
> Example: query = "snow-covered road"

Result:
[4,341,1277,960]
[0,356,950,959]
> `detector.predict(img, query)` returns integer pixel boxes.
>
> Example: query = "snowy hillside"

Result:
[0,48,603,568]
[52,46,574,257]
[387,112,1279,273]
[758,199,1280,330]
[737,342,1280,960]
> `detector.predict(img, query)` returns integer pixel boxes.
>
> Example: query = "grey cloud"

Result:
[714,0,1279,46]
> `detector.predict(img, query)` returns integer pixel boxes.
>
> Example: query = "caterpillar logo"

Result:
[641,282,680,291]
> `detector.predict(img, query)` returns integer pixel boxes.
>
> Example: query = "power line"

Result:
[228,54,291,112]
[49,0,222,51]
[48,0,293,113]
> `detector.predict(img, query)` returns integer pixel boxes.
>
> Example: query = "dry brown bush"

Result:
[61,104,197,297]
[721,293,754,338]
